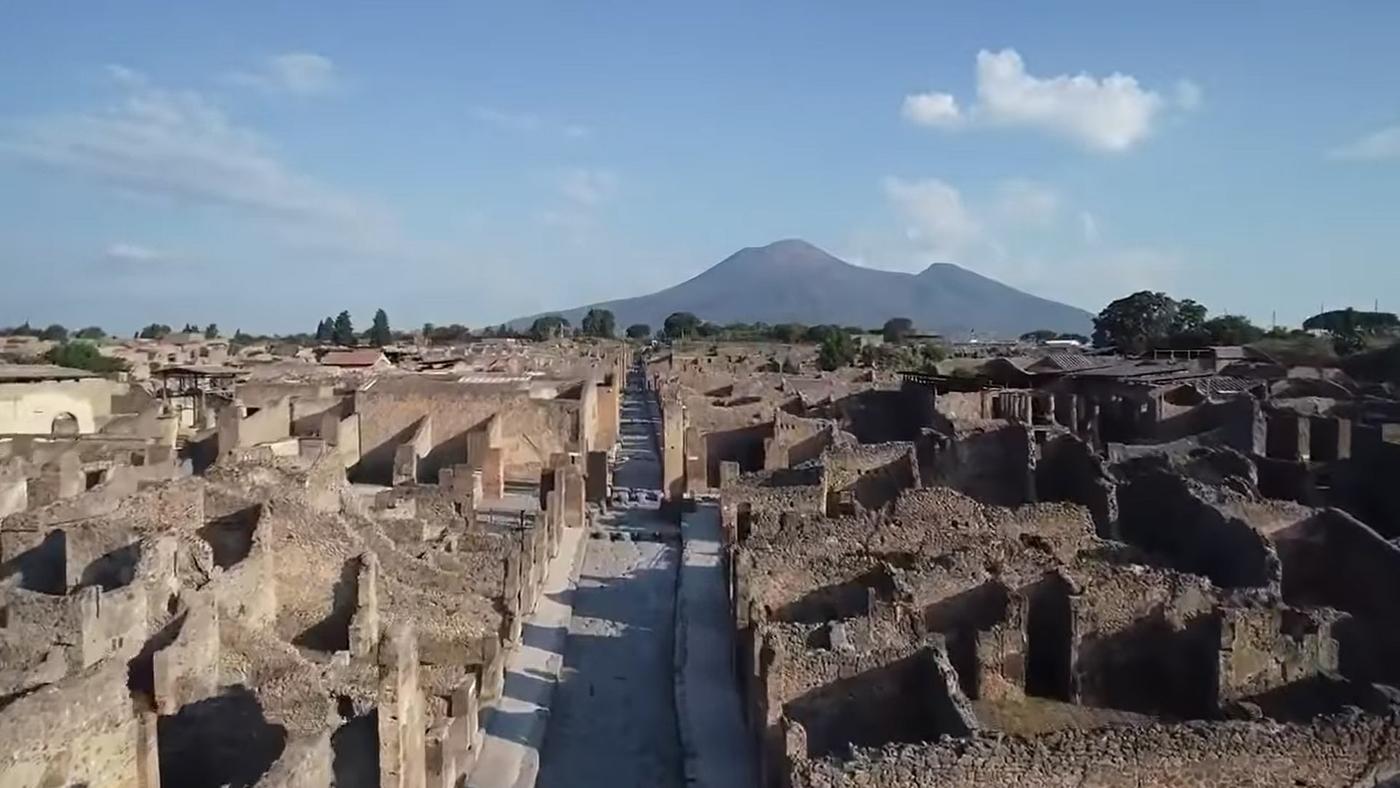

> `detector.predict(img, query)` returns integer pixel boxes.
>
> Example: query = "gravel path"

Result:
[536,369,685,788]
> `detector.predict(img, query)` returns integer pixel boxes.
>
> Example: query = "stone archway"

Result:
[50,412,80,437]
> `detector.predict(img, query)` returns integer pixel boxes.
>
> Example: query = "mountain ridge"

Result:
[513,239,1093,337]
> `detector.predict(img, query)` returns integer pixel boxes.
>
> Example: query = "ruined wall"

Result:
[0,378,123,435]
[596,380,620,449]
[1115,468,1279,590]
[151,592,221,714]
[253,733,334,788]
[290,396,346,437]
[355,382,575,484]
[929,422,1033,506]
[704,423,769,487]
[764,627,972,772]
[1069,566,1220,718]
[662,391,686,500]
[1215,604,1339,711]
[823,442,920,513]
[0,459,25,517]
[935,391,993,422]
[218,397,293,455]
[1269,508,1400,684]
[1035,432,1118,537]
[0,660,159,788]
[792,715,1400,788]
[393,416,433,486]
[378,624,427,788]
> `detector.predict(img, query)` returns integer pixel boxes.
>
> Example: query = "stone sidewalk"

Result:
[675,502,758,788]
[466,524,587,788]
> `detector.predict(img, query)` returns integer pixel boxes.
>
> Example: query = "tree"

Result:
[625,323,652,340]
[74,326,105,340]
[203,323,219,339]
[332,311,355,346]
[1303,308,1399,355]
[315,317,334,343]
[804,324,842,344]
[817,331,858,371]
[1200,315,1264,346]
[1092,292,1184,354]
[883,317,915,344]
[368,308,392,347]
[44,341,127,373]
[580,308,617,339]
[38,324,68,342]
[1019,329,1058,343]
[770,323,807,343]
[529,315,570,341]
[138,323,172,340]
[662,312,701,340]
[1303,308,1399,335]
[1173,299,1207,336]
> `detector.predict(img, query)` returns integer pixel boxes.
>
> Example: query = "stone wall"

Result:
[792,714,1400,787]
[928,422,1034,506]
[378,623,427,788]
[354,381,577,484]
[1115,468,1280,590]
[0,659,159,788]
[0,378,124,435]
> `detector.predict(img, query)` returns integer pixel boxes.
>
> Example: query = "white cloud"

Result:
[3,66,388,239]
[472,106,541,133]
[994,179,1059,227]
[474,106,591,139]
[104,242,167,263]
[1079,211,1100,244]
[228,52,340,96]
[1174,80,1203,111]
[882,177,983,257]
[869,174,1180,309]
[903,48,1197,152]
[1329,124,1400,161]
[900,92,963,128]
[558,167,618,207]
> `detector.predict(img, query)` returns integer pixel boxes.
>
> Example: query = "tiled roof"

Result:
[1190,376,1262,397]
[1033,351,1118,372]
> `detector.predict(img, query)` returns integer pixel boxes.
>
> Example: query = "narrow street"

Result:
[536,366,686,788]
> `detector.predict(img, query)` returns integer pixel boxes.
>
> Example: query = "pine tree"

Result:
[332,311,355,346]
[369,308,392,347]
[315,317,334,343]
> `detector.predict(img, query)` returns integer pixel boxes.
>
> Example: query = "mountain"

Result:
[514,239,1093,338]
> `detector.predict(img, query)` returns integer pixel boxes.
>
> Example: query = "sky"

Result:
[1,1,1397,335]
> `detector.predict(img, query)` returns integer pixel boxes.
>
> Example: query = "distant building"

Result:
[320,349,391,370]
[0,364,121,435]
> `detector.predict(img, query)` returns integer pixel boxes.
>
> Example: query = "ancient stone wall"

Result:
[928,422,1034,506]
[0,659,158,788]
[792,714,1400,787]
[1116,468,1280,590]
[354,381,576,484]
[1035,432,1118,536]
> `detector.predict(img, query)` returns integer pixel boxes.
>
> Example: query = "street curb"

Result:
[468,524,590,788]
[672,514,700,786]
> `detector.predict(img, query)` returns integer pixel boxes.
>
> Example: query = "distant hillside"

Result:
[514,239,1093,337]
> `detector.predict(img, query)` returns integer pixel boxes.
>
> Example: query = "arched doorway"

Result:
[50,412,80,437]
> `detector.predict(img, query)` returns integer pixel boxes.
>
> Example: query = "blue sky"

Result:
[1,1,1397,334]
